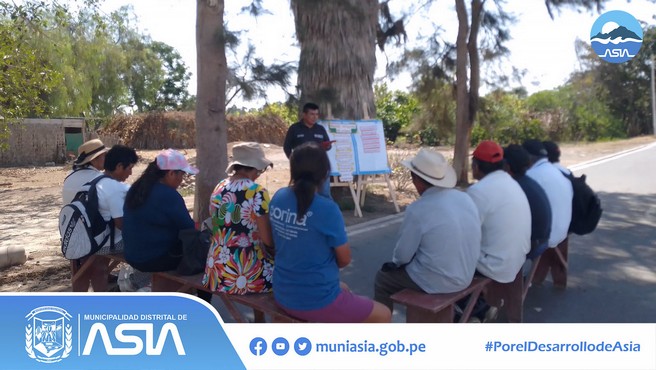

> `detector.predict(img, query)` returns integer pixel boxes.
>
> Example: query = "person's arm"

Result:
[283,124,295,158]
[113,218,123,230]
[391,209,422,265]
[319,125,333,151]
[334,243,351,268]
[168,189,195,229]
[255,214,274,250]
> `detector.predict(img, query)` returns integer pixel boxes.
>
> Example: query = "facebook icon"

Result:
[249,337,267,356]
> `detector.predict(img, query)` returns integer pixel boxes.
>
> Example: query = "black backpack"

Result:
[563,172,602,235]
[59,175,115,259]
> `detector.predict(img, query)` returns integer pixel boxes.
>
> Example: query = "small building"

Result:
[0,118,86,167]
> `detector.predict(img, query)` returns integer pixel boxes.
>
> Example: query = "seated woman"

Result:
[269,142,391,323]
[203,142,275,295]
[122,149,198,273]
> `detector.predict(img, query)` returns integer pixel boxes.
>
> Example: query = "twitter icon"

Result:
[294,337,312,356]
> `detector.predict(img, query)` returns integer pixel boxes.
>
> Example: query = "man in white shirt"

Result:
[523,139,573,248]
[465,141,531,322]
[374,149,481,311]
[468,140,532,283]
[542,140,571,175]
[62,139,108,204]
[96,145,138,253]
[62,141,138,291]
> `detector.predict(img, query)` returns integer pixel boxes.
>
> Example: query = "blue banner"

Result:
[0,293,245,370]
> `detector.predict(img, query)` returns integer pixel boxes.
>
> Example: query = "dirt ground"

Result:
[1,136,654,293]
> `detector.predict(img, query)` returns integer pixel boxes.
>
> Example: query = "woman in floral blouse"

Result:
[202,142,275,294]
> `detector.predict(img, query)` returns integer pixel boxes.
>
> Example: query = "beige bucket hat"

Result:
[226,142,273,174]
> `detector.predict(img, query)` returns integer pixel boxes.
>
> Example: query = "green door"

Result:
[64,128,83,154]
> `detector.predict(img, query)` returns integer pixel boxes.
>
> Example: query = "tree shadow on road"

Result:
[525,191,656,323]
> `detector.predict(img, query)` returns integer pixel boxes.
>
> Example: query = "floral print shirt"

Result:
[202,178,274,294]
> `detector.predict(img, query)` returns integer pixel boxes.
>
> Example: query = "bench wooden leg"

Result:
[253,310,266,323]
[532,238,568,289]
[487,271,523,323]
[217,294,248,323]
[405,306,453,323]
[551,239,568,289]
[523,255,541,301]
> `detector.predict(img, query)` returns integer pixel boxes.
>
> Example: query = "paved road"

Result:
[214,143,656,323]
[341,143,656,323]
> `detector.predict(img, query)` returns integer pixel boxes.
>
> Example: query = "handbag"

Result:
[176,226,212,276]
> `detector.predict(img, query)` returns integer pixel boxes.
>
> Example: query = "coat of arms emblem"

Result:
[25,306,72,363]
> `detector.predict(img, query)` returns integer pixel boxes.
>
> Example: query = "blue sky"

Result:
[100,0,656,107]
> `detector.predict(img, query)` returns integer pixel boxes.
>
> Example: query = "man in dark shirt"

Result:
[283,102,332,157]
[283,102,334,198]
[503,144,552,259]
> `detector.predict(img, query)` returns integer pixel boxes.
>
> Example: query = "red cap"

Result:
[473,140,504,163]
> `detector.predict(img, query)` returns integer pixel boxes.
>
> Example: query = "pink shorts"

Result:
[280,289,374,323]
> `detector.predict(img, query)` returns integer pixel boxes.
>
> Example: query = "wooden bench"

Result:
[391,256,543,324]
[390,276,492,323]
[532,237,568,289]
[150,270,304,323]
[69,253,125,291]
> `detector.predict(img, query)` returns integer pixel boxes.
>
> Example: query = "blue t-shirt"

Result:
[516,175,552,245]
[270,187,348,310]
[123,182,195,264]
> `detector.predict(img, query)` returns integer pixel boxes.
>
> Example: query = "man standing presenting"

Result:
[283,102,334,198]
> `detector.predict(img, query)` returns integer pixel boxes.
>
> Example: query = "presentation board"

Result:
[318,119,391,182]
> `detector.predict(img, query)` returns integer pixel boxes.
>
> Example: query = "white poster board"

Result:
[318,119,391,182]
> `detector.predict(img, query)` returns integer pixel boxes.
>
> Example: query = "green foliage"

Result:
[571,26,655,137]
[407,78,457,146]
[0,22,61,120]
[225,42,295,107]
[374,83,419,142]
[0,1,194,121]
[473,90,546,145]
[259,102,297,124]
[150,41,192,111]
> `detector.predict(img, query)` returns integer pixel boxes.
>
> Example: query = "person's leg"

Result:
[374,265,423,311]
[71,259,91,292]
[363,301,392,323]
[89,258,110,292]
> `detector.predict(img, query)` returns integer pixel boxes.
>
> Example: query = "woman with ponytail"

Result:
[123,149,197,273]
[269,142,391,323]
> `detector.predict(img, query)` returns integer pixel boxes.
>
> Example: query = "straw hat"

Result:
[401,148,456,188]
[74,139,109,165]
[226,142,273,174]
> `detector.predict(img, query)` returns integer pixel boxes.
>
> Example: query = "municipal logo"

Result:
[25,306,73,363]
[590,10,642,63]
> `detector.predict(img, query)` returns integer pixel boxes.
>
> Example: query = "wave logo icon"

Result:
[590,10,642,63]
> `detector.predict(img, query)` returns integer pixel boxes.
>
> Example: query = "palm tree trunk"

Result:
[291,0,378,119]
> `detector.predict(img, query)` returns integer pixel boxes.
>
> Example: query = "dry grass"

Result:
[100,112,288,149]
[387,149,414,193]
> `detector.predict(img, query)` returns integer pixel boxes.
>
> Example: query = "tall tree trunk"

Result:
[291,0,378,119]
[454,0,471,185]
[194,0,227,222]
[453,0,483,185]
